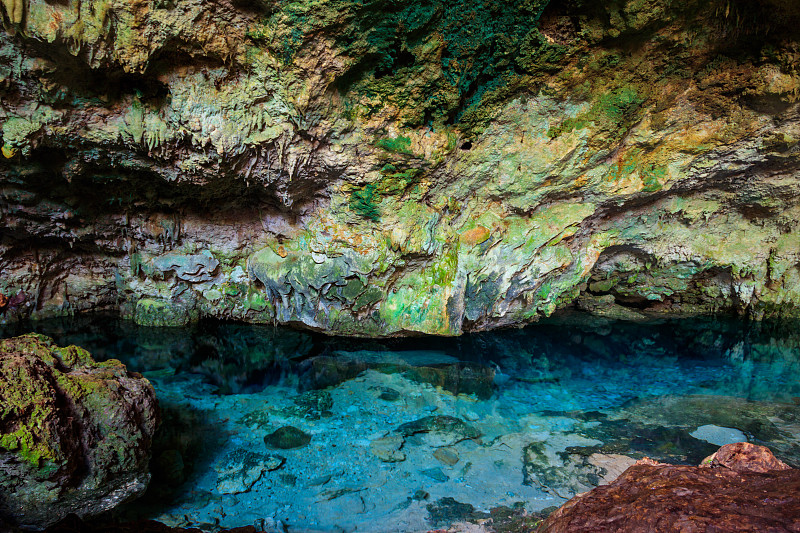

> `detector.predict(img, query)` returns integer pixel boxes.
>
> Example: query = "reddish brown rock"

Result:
[702,441,792,474]
[539,444,800,533]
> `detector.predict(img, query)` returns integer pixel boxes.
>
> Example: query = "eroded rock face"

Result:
[539,443,800,532]
[1,1,800,336]
[0,334,159,529]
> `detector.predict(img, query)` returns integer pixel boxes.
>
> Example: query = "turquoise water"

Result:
[3,313,800,531]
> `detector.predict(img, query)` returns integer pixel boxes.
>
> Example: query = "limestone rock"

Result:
[690,424,748,447]
[0,334,159,529]
[396,416,480,447]
[539,443,800,532]
[369,435,406,463]
[215,449,285,495]
[433,447,460,466]
[701,441,791,473]
[152,251,219,284]
[134,298,194,327]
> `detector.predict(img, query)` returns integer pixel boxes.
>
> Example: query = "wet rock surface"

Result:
[0,334,159,529]
[539,443,800,533]
[1,1,800,336]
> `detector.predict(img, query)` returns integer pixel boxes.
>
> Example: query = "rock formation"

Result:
[1,0,799,336]
[539,442,800,532]
[0,334,159,529]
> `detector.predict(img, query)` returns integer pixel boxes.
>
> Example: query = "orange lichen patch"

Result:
[275,244,288,258]
[2,144,17,159]
[0,293,7,309]
[459,226,491,246]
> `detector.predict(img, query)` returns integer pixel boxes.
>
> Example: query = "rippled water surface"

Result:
[3,313,800,532]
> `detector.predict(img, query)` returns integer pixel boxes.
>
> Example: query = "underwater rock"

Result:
[421,467,450,483]
[690,424,748,447]
[263,426,312,450]
[281,390,334,420]
[369,435,406,463]
[0,334,159,529]
[522,442,636,499]
[215,449,285,495]
[395,416,481,448]
[433,447,460,466]
[426,497,490,528]
[539,443,800,532]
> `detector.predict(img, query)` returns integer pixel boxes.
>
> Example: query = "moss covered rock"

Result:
[0,334,159,529]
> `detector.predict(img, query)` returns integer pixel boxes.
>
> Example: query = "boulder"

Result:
[263,426,311,450]
[539,443,800,532]
[0,334,159,529]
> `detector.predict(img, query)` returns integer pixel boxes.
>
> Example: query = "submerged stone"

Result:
[282,390,334,420]
[303,351,495,398]
[215,449,285,495]
[427,497,490,528]
[433,447,460,466]
[0,334,159,529]
[369,435,406,463]
[264,426,312,450]
[690,424,748,447]
[421,467,450,483]
[395,415,481,447]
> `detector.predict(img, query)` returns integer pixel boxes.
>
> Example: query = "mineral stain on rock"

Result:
[0,0,799,337]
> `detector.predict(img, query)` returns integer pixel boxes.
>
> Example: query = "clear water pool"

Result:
[3,313,799,532]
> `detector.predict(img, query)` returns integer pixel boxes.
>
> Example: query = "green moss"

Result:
[273,0,554,129]
[133,298,193,327]
[548,86,645,140]
[375,136,413,155]
[641,163,667,192]
[349,183,381,222]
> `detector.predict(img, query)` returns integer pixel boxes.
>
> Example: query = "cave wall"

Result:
[1,0,799,335]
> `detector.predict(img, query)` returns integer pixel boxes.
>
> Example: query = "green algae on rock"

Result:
[0,0,800,335]
[0,334,159,529]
